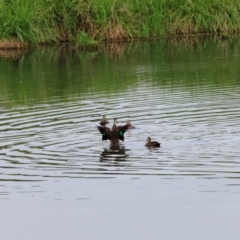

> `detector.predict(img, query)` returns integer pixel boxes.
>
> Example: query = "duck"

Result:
[145,137,160,147]
[111,118,118,131]
[126,119,135,129]
[97,118,129,146]
[99,115,109,126]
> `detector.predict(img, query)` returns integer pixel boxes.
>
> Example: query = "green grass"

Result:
[0,0,240,46]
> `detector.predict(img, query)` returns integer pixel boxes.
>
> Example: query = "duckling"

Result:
[99,115,109,126]
[97,118,129,146]
[145,137,160,147]
[126,119,135,129]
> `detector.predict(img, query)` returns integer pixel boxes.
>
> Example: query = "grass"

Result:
[0,0,240,48]
[0,38,27,49]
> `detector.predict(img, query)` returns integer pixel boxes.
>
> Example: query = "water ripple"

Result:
[0,85,240,181]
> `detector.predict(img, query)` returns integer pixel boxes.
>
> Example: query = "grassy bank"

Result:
[0,0,240,48]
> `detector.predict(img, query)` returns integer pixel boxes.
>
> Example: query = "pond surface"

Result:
[1,37,240,240]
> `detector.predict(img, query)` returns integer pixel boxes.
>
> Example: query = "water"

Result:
[1,37,240,239]
[1,87,240,180]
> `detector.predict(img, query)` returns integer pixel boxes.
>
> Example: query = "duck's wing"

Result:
[97,126,112,141]
[152,141,160,147]
[115,124,129,141]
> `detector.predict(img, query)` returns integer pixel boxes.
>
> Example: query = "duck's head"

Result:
[146,137,151,142]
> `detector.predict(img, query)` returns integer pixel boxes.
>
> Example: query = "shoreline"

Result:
[0,0,240,49]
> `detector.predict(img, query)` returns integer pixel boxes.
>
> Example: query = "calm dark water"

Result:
[1,37,240,240]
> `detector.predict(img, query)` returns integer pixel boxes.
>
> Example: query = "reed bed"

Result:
[0,0,240,48]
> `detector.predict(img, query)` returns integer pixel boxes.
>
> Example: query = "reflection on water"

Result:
[0,36,240,185]
[0,36,240,106]
[100,146,127,162]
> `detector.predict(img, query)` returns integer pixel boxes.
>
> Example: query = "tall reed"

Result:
[0,0,240,47]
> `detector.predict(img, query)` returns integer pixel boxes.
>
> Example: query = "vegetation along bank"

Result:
[0,0,240,49]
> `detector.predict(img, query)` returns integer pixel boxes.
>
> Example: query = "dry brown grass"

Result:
[83,16,97,37]
[103,24,127,41]
[0,38,28,49]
